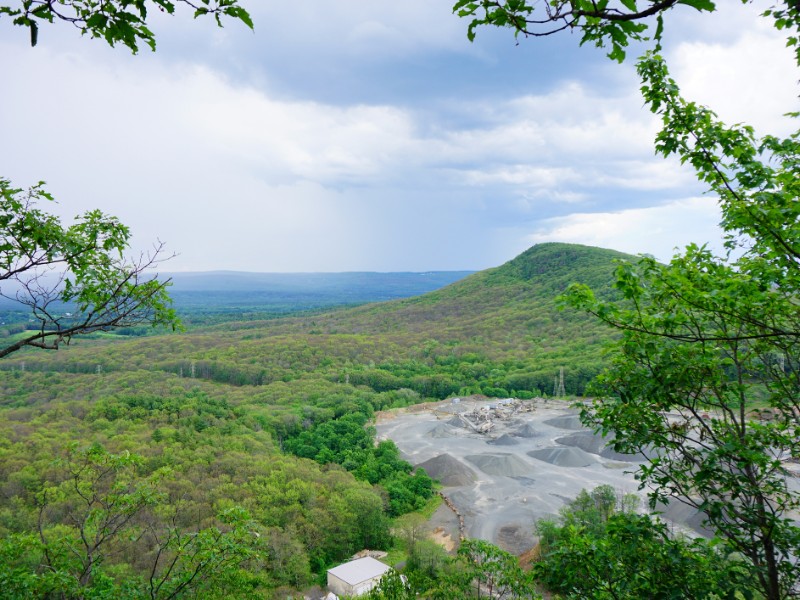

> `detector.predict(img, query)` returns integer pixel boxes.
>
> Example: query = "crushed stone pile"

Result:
[416,453,477,487]
[427,424,458,439]
[465,453,533,477]
[543,414,586,430]
[556,432,604,453]
[528,447,597,468]
[556,432,644,462]
[511,423,540,438]
[447,416,466,428]
[487,434,519,446]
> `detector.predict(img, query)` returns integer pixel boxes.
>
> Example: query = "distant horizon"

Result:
[158,242,631,275]
[163,268,477,275]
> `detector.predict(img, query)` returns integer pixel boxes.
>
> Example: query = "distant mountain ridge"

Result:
[164,271,475,294]
[289,242,632,337]
[2,242,635,397]
[158,271,475,320]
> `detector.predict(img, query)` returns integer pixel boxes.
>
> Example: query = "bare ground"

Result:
[376,397,651,555]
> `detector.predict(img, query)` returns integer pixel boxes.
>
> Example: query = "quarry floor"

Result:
[376,397,657,555]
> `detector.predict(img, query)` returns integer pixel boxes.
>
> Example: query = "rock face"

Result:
[417,454,477,487]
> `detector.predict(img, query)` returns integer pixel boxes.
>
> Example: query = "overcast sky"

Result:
[0,1,797,272]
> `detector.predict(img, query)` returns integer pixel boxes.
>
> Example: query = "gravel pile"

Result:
[544,414,586,430]
[511,423,540,438]
[417,453,477,487]
[427,424,458,439]
[465,453,533,477]
[528,446,597,468]
[556,432,644,462]
[487,434,519,446]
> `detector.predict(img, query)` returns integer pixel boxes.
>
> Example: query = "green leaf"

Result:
[225,5,253,30]
[677,0,716,12]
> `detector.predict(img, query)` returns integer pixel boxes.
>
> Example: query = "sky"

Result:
[0,1,797,273]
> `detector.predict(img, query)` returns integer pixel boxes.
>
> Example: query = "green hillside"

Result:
[1,243,629,397]
[0,242,633,598]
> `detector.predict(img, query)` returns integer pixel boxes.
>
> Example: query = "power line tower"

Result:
[553,367,566,398]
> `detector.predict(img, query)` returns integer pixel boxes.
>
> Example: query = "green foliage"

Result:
[283,411,433,518]
[512,3,800,600]
[0,443,259,599]
[534,486,752,599]
[0,0,252,52]
[0,179,179,358]
[452,0,702,61]
[457,0,800,597]
[433,538,539,599]
[561,51,800,600]
[0,383,396,596]
[367,569,415,600]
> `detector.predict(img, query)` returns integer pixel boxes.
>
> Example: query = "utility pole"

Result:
[553,367,566,397]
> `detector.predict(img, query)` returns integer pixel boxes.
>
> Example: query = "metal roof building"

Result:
[326,556,391,597]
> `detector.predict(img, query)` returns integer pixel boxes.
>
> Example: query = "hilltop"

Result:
[2,242,632,398]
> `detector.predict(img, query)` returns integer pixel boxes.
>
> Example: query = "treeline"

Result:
[0,244,623,398]
[0,332,607,397]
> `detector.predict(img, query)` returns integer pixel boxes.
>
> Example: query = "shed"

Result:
[327,556,391,597]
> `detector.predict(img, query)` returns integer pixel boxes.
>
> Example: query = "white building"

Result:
[326,556,391,597]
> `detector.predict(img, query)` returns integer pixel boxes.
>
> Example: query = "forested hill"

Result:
[0,242,634,597]
[281,241,630,337]
[1,242,633,398]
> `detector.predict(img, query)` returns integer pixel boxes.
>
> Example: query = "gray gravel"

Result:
[376,398,650,554]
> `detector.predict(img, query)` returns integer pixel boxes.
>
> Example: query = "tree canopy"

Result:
[456,1,800,598]
[454,0,799,62]
[0,179,179,358]
[0,0,253,355]
[0,0,252,52]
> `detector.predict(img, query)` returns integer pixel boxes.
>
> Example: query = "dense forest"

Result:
[0,242,776,598]
[0,242,627,598]
[0,243,623,397]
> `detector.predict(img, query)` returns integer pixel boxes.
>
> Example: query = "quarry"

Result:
[376,397,663,555]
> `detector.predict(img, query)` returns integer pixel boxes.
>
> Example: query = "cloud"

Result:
[0,0,790,272]
[0,40,707,270]
[182,70,418,185]
[527,197,725,263]
[666,3,798,137]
